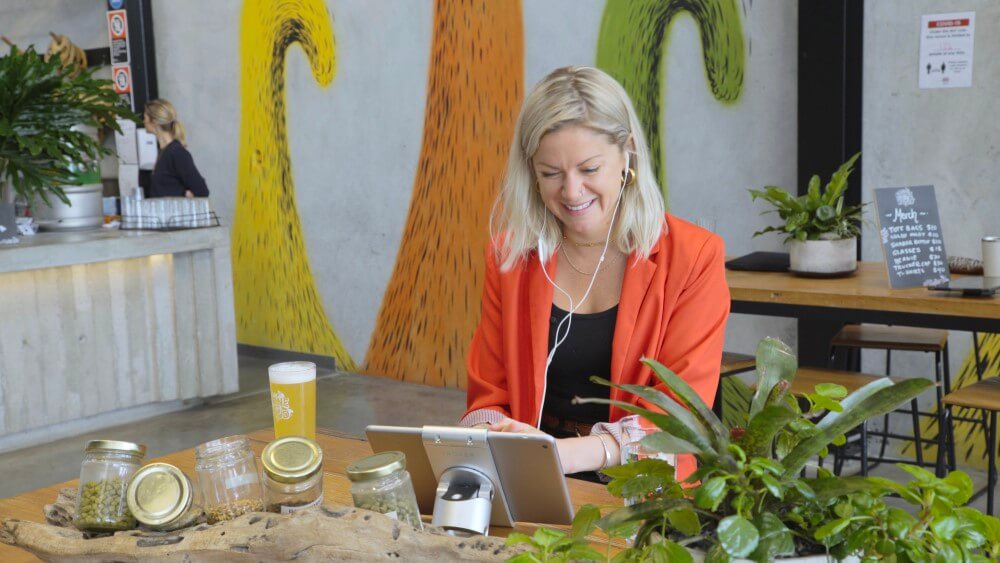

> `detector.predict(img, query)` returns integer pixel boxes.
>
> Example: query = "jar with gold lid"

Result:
[346,451,422,530]
[74,440,147,532]
[126,463,204,531]
[261,436,324,514]
[194,435,265,523]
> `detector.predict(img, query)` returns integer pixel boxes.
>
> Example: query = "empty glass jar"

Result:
[74,440,147,532]
[261,436,324,514]
[194,435,265,524]
[346,451,422,530]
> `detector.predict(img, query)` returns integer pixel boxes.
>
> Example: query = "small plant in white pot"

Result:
[750,153,863,277]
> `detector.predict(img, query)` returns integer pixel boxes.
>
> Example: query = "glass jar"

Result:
[194,435,265,524]
[74,440,147,532]
[126,463,203,531]
[261,436,324,514]
[346,451,422,530]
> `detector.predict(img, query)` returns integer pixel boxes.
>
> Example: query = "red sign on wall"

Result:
[107,9,130,65]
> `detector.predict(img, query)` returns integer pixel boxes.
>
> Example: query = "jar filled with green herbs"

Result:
[74,440,147,532]
[346,451,422,530]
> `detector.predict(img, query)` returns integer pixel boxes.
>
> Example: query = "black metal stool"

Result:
[829,324,952,473]
[787,367,929,476]
[940,376,1000,515]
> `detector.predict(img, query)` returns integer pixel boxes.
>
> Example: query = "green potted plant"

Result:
[0,44,134,232]
[749,153,864,276]
[507,337,1000,562]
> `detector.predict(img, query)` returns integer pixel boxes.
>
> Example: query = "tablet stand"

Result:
[421,426,514,535]
[431,466,494,535]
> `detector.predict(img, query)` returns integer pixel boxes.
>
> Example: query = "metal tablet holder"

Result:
[420,426,513,536]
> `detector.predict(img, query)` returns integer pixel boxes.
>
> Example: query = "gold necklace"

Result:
[561,247,617,276]
[563,235,611,248]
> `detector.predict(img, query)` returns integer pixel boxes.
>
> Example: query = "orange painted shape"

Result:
[364,0,524,388]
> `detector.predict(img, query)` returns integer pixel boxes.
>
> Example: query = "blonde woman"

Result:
[142,99,209,198]
[462,66,730,483]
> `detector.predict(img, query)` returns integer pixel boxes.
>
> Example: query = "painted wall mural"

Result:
[363,0,524,388]
[902,333,1000,469]
[233,0,356,370]
[596,0,746,202]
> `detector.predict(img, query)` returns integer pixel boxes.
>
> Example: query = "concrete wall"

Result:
[863,1,999,465]
[863,0,999,382]
[5,0,800,382]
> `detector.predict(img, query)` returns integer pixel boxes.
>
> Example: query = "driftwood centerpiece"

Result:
[1,488,519,562]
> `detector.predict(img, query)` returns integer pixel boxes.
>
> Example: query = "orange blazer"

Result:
[465,213,731,481]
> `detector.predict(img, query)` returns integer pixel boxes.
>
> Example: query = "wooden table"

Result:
[0,428,623,562]
[726,261,1000,365]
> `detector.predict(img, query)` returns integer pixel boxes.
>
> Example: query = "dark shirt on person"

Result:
[149,140,209,198]
[541,303,616,429]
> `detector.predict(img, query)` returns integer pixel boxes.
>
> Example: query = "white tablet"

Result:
[365,425,575,527]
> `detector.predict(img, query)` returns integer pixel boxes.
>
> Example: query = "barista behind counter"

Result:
[143,99,210,199]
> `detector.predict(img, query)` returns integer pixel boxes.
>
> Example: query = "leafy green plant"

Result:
[507,337,1000,562]
[815,465,1000,562]
[0,45,135,205]
[506,507,605,563]
[750,153,864,243]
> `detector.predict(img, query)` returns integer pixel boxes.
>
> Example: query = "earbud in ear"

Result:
[622,153,636,187]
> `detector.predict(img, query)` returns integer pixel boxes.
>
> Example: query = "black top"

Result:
[541,303,617,426]
[149,140,209,198]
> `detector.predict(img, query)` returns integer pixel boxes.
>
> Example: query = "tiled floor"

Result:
[0,355,994,516]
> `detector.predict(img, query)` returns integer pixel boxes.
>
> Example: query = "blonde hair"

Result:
[491,66,665,271]
[144,98,187,145]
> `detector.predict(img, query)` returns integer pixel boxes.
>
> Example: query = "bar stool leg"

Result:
[860,421,869,476]
[910,398,924,466]
[937,405,950,477]
[877,351,893,460]
[988,411,997,517]
[712,379,723,419]
[941,347,957,471]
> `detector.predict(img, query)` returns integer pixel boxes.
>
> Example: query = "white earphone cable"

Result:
[535,152,630,429]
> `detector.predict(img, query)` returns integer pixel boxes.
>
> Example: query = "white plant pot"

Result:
[788,237,857,277]
[689,548,859,562]
[32,183,105,231]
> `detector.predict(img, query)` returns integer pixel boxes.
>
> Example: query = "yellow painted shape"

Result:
[903,333,999,469]
[234,0,355,370]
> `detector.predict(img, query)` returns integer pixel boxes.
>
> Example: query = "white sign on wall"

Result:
[918,12,975,89]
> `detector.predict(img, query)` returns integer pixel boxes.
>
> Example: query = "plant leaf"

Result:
[717,515,759,558]
[667,507,701,536]
[742,405,796,458]
[596,498,691,531]
[750,337,797,419]
[583,377,718,457]
[782,378,933,477]
[694,476,728,511]
[570,504,601,540]
[643,358,730,450]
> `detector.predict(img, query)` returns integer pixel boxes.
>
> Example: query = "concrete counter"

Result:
[0,227,238,452]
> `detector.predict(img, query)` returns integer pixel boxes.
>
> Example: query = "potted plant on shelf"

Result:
[0,44,134,233]
[507,337,1000,562]
[749,153,864,277]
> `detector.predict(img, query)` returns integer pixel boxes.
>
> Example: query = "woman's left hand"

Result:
[488,417,546,435]
[489,418,594,474]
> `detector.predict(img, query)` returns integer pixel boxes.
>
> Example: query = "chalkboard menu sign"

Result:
[874,185,950,288]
